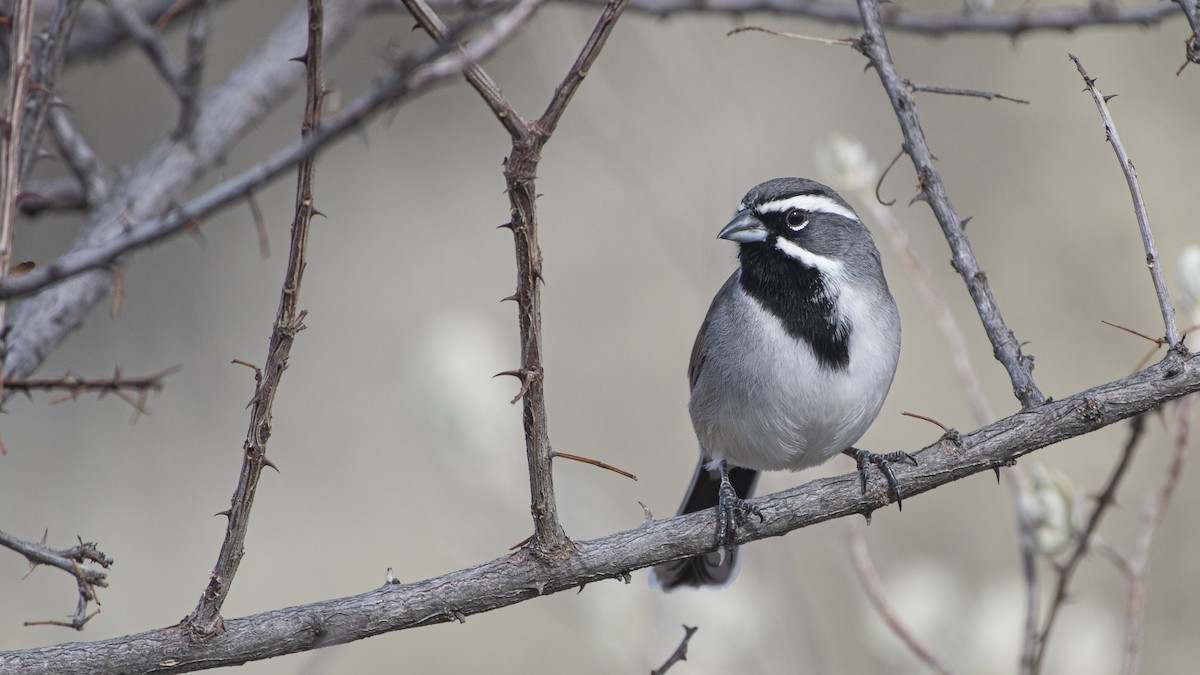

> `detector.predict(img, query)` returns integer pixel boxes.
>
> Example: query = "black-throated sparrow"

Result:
[651,177,913,591]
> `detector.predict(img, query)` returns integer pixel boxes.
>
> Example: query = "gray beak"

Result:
[718,211,768,243]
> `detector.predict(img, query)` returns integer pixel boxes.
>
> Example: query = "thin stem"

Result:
[1069,54,1181,350]
[0,0,36,400]
[847,520,956,675]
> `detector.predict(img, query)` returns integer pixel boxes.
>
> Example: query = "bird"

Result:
[650,177,914,591]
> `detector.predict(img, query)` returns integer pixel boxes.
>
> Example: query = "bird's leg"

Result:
[844,448,918,510]
[715,460,764,555]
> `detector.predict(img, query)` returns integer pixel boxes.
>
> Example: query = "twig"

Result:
[0,0,35,402]
[184,0,326,637]
[404,0,627,559]
[175,0,214,139]
[1121,397,1193,675]
[18,177,88,215]
[1069,55,1181,351]
[0,529,112,631]
[846,520,955,675]
[551,450,638,480]
[1173,0,1200,73]
[854,0,1044,408]
[400,0,529,140]
[726,25,857,46]
[101,0,186,91]
[651,625,699,675]
[903,79,1029,105]
[47,104,110,207]
[4,364,180,404]
[1034,415,1147,671]
[19,0,86,181]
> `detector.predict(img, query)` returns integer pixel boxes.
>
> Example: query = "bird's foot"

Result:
[844,448,918,510]
[715,471,763,556]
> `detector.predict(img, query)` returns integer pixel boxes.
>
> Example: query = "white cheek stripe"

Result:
[775,237,845,276]
[757,194,859,222]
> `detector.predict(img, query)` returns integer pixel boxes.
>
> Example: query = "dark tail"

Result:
[649,460,759,591]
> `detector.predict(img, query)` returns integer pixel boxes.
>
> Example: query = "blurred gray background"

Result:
[3,0,1199,672]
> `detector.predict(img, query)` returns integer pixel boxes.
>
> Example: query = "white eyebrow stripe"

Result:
[757,194,858,222]
[775,237,845,276]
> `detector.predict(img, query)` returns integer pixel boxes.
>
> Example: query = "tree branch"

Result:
[854,0,1045,409]
[0,0,36,400]
[1069,54,1182,350]
[2,351,1198,673]
[430,0,1183,35]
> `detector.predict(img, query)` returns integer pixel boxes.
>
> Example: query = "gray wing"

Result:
[688,271,740,393]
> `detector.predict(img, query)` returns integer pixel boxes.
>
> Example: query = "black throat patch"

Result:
[737,242,851,370]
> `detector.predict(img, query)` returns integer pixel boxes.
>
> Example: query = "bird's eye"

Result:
[785,209,808,231]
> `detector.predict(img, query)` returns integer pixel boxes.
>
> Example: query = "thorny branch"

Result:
[183,0,326,638]
[404,0,628,559]
[0,0,35,400]
[1069,54,1183,351]
[650,625,699,675]
[854,0,1045,409]
[431,0,1183,36]
[0,529,112,631]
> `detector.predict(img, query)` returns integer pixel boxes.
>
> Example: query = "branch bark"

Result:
[3,351,1198,673]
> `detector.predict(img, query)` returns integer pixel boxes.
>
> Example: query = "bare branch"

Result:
[1,351,1197,672]
[651,625,699,675]
[18,0,85,181]
[1035,415,1147,670]
[854,0,1044,408]
[101,0,186,92]
[1121,397,1193,675]
[1069,54,1182,350]
[184,0,326,637]
[903,79,1029,105]
[3,364,180,397]
[847,520,955,675]
[0,529,112,632]
[0,0,36,400]
[175,0,215,139]
[400,0,529,140]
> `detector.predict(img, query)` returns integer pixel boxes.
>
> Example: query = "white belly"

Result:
[689,277,899,472]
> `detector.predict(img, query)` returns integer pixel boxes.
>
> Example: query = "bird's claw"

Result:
[846,448,918,510]
[715,476,763,555]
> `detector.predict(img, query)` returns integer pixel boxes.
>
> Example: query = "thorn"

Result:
[261,457,280,473]
[994,467,1001,483]
[1103,94,1118,103]
[289,53,309,64]
[310,207,326,218]
[493,369,523,380]
[960,216,973,229]
[497,222,513,230]
[500,292,518,303]
[214,509,232,519]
